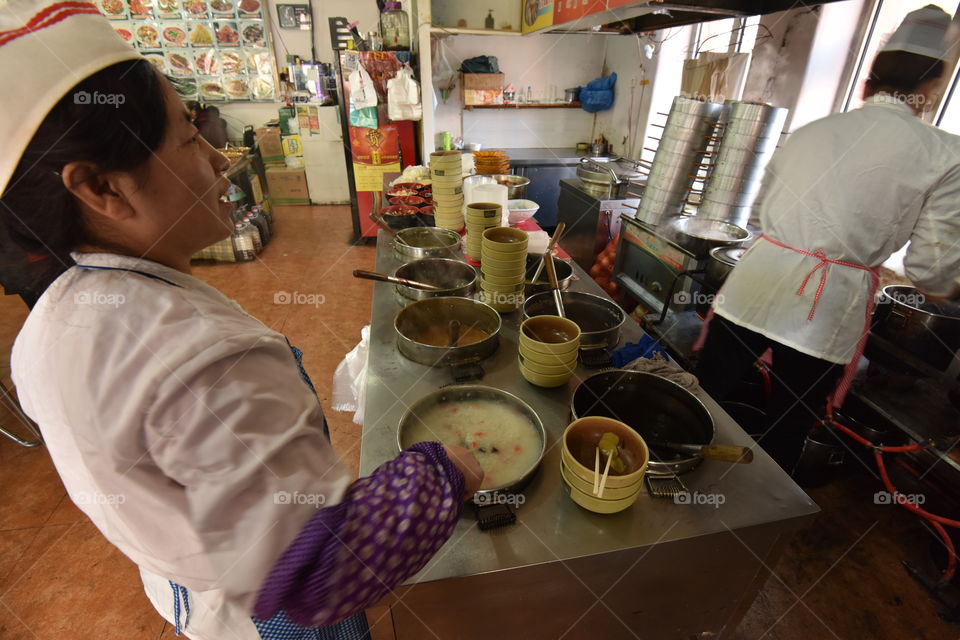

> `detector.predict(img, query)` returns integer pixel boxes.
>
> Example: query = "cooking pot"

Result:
[871,285,960,371]
[396,385,546,497]
[392,227,463,261]
[394,258,477,301]
[662,215,751,258]
[524,254,573,295]
[523,291,624,352]
[576,157,644,199]
[705,246,746,290]
[570,371,715,476]
[395,297,500,367]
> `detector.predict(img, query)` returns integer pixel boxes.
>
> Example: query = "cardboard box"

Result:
[281,135,303,157]
[256,127,284,164]
[463,73,504,90]
[265,167,310,205]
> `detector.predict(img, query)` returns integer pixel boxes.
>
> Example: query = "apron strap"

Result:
[168,581,191,635]
[75,264,183,288]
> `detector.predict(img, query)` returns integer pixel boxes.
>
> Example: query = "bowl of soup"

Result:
[397,385,546,495]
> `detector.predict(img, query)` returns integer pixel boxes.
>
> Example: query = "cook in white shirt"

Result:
[694,6,960,473]
[1,4,483,639]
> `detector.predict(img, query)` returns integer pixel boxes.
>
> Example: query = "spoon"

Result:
[352,269,443,291]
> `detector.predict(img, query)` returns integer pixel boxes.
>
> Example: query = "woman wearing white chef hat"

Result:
[0,1,483,638]
[695,5,960,475]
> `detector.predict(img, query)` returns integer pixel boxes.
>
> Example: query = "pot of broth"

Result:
[523,291,625,352]
[394,258,478,301]
[395,297,501,367]
[397,385,546,496]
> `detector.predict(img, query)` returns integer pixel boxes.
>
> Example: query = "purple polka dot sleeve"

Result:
[253,441,465,626]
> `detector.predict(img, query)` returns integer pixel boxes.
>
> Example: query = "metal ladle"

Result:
[529,222,566,284]
[352,269,443,291]
[543,249,565,317]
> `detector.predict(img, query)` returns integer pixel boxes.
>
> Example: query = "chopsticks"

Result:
[593,446,612,498]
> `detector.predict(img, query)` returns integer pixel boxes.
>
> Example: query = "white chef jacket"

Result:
[714,94,960,364]
[11,252,353,636]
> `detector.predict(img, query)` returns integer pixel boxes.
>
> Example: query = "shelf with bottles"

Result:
[464,102,582,110]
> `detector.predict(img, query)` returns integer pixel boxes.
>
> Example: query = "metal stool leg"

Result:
[0,380,41,447]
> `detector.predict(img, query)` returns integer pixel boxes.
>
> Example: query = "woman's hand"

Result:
[443,445,484,500]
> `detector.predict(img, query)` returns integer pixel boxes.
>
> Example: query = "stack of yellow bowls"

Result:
[560,417,650,514]
[518,316,580,387]
[430,151,464,231]
[465,202,501,260]
[479,227,528,312]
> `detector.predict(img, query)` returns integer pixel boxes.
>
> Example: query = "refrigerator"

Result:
[335,50,418,239]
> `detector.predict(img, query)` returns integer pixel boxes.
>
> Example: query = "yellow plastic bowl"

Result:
[562,417,649,490]
[482,272,525,286]
[560,464,642,514]
[466,202,502,217]
[480,279,525,293]
[482,250,528,267]
[432,185,464,196]
[482,227,529,253]
[520,361,573,388]
[480,261,524,276]
[519,316,581,355]
[518,352,576,376]
[478,290,521,311]
[518,341,578,364]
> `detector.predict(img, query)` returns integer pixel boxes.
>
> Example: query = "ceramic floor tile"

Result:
[1,520,164,639]
[0,524,73,597]
[0,446,65,531]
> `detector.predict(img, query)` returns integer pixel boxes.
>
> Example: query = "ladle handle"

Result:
[368,212,398,238]
[699,445,754,464]
[530,222,567,284]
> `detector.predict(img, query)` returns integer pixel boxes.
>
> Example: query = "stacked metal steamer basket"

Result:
[696,102,788,227]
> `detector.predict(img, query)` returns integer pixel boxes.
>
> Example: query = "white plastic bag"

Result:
[348,64,378,129]
[332,325,369,425]
[387,66,423,121]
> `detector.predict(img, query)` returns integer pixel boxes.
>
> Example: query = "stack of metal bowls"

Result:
[697,102,788,227]
[430,151,465,231]
[637,97,723,225]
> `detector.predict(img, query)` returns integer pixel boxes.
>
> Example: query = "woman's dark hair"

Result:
[0,59,169,264]
[865,50,945,97]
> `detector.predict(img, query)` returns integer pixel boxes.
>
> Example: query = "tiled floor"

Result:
[0,205,957,639]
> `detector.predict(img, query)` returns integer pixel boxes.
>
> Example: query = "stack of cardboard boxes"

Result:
[259,119,311,206]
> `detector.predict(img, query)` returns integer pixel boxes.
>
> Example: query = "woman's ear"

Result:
[60,161,136,222]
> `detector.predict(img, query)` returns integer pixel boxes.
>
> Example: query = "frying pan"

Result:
[570,370,715,476]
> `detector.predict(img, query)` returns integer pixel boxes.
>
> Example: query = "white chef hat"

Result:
[0,0,142,195]
[881,4,953,60]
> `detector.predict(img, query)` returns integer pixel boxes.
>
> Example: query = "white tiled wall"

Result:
[432,32,606,148]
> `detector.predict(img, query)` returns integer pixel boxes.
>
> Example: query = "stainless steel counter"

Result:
[500,147,589,165]
[361,233,819,639]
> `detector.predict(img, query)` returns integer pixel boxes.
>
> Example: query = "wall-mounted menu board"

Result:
[98,0,278,102]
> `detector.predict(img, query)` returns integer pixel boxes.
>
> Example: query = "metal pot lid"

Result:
[709,246,746,266]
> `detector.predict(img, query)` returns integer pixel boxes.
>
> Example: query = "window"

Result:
[841,0,942,112]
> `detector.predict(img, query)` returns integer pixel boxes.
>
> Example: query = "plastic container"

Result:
[381,1,409,51]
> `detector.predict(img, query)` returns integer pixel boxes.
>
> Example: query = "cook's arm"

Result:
[253,441,465,626]
[144,333,464,623]
[904,164,960,298]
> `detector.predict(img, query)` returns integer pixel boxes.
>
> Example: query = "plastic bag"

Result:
[387,66,423,121]
[431,37,457,101]
[460,55,500,73]
[332,325,370,425]
[579,72,617,113]
[348,64,379,129]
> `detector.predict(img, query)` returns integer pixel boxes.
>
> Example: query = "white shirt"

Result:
[11,252,352,632]
[715,95,960,364]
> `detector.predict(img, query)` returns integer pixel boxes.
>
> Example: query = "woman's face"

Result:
[119,74,232,259]
[72,70,233,269]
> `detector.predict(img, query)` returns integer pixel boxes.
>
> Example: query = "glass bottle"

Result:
[243,215,263,253]
[232,221,256,262]
[248,210,271,246]
[381,2,410,51]
[485,10,494,29]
